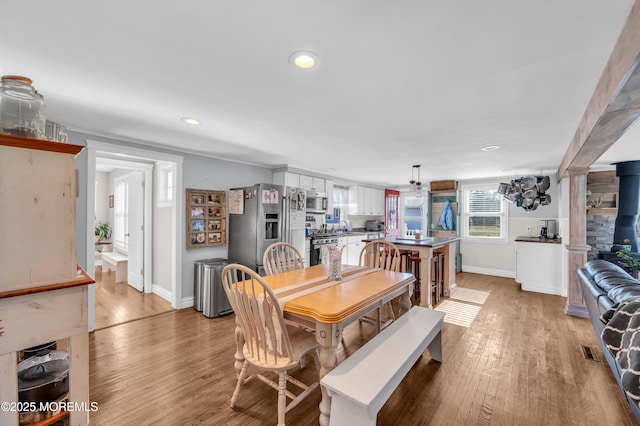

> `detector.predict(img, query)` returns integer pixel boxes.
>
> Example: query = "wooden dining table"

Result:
[231,263,415,426]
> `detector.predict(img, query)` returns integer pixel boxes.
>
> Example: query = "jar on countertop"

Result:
[0,75,46,139]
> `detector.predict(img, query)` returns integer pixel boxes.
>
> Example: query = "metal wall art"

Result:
[497,175,551,211]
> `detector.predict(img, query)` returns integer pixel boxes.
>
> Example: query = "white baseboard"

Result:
[181,296,195,309]
[461,265,515,279]
[152,284,172,303]
[521,283,567,297]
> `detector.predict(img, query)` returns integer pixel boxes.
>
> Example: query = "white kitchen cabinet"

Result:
[275,172,325,191]
[349,185,384,216]
[348,186,365,215]
[338,237,349,263]
[273,171,300,188]
[347,235,366,265]
[515,239,564,296]
[312,177,325,192]
[326,179,334,213]
[298,174,325,192]
[364,187,384,215]
[299,174,314,190]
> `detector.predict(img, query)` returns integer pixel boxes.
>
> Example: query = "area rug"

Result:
[434,300,482,328]
[450,288,491,305]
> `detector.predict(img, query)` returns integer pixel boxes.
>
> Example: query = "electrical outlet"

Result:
[525,226,532,234]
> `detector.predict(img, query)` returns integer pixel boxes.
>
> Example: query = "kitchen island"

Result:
[364,236,459,308]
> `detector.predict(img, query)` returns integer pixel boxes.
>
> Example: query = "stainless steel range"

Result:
[310,234,338,266]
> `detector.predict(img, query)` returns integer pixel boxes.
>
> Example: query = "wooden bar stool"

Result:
[430,253,439,306]
[409,252,421,303]
[431,251,445,306]
[399,249,413,273]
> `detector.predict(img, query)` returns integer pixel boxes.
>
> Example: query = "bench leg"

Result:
[427,330,442,363]
[329,394,376,426]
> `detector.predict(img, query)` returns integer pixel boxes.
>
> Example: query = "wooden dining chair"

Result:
[221,263,319,426]
[358,240,401,332]
[263,242,305,276]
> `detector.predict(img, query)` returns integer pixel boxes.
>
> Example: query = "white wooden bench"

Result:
[321,306,445,426]
[102,251,128,283]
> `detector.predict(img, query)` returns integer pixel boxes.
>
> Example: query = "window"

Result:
[113,178,129,251]
[156,161,174,207]
[461,183,507,242]
[402,194,424,235]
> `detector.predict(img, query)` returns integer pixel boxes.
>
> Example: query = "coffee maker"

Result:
[540,220,557,238]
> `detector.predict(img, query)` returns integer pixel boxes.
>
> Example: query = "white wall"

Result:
[459,174,562,279]
[153,169,173,293]
[95,172,109,227]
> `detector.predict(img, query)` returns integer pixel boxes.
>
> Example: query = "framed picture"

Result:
[186,188,227,249]
[208,232,222,244]
[191,232,206,245]
[191,206,205,218]
[191,193,205,205]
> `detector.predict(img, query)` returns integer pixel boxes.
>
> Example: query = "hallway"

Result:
[93,266,172,330]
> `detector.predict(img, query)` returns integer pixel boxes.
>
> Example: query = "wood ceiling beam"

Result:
[557,1,640,181]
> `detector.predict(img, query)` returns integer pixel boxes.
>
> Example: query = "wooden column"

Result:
[565,171,590,317]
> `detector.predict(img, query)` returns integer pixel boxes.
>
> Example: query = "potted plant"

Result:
[95,222,112,243]
[616,246,640,278]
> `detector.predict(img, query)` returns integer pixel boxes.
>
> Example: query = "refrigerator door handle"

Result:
[281,193,289,244]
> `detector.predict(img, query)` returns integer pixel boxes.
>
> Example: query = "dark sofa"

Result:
[578,259,640,422]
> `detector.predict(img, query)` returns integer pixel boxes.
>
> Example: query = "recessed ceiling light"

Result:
[481,145,500,151]
[181,117,201,125]
[288,51,320,70]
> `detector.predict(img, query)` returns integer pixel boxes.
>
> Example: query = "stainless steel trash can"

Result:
[201,261,233,318]
[194,258,227,312]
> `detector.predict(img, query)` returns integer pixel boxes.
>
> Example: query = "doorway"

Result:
[86,140,184,332]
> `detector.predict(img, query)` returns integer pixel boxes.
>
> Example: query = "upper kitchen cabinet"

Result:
[273,171,325,192]
[273,171,300,188]
[300,175,325,192]
[348,185,384,216]
[325,180,334,213]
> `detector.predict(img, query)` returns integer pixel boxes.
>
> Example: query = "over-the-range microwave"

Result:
[306,190,328,213]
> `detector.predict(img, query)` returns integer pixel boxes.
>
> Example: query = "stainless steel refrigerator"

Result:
[228,183,306,274]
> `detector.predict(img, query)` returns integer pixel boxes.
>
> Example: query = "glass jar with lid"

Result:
[0,75,46,139]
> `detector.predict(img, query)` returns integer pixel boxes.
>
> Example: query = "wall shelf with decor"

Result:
[587,170,618,215]
[186,188,227,249]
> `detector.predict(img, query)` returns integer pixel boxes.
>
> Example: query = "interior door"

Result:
[127,170,144,291]
[385,189,400,238]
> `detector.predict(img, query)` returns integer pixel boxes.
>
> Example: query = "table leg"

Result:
[417,247,433,309]
[317,322,341,426]
[399,282,412,314]
[442,241,457,297]
[233,318,245,377]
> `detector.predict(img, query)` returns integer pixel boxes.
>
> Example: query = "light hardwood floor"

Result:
[88,272,637,425]
[94,266,172,330]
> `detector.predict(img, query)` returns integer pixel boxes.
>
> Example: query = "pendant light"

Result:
[409,165,423,197]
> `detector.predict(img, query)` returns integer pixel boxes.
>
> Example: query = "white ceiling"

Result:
[1,1,637,187]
